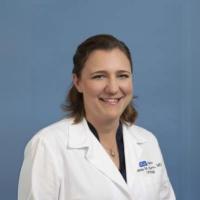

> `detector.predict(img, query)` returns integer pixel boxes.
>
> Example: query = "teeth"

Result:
[106,99,118,103]
[100,98,121,105]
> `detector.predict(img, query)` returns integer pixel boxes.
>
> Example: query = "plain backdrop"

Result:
[0,0,199,199]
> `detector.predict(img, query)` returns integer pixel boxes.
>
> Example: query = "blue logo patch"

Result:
[139,161,148,167]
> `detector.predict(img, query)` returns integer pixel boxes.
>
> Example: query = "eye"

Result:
[91,74,105,80]
[118,74,130,79]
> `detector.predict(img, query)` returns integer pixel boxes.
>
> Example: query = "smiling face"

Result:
[73,48,133,124]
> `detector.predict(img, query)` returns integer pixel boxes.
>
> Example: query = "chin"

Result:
[101,113,121,122]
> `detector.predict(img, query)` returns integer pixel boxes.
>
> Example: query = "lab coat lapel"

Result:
[67,119,130,196]
[86,134,130,195]
[123,125,146,190]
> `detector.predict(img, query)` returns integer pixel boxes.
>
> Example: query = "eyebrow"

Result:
[90,70,132,75]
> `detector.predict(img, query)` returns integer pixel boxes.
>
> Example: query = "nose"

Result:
[104,77,119,94]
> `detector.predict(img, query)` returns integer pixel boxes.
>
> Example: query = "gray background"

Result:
[0,0,199,199]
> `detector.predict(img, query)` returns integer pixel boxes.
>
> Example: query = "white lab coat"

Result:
[18,118,176,200]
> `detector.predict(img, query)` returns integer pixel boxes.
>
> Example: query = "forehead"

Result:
[83,48,131,73]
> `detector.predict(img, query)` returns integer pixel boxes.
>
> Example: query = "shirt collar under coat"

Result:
[67,118,147,199]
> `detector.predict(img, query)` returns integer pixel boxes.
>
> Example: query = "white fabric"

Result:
[18,118,176,200]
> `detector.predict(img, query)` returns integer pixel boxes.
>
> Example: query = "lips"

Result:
[99,97,123,105]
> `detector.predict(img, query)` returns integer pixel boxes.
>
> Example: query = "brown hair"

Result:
[62,34,137,125]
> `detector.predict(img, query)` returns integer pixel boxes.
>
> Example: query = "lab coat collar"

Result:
[123,124,147,158]
[67,118,147,149]
[67,118,91,148]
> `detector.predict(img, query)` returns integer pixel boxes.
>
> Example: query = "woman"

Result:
[18,34,176,200]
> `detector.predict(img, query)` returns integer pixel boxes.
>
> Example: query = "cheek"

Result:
[83,82,102,97]
[122,81,133,95]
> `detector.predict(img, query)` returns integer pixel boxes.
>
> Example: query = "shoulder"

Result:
[24,118,74,154]
[32,118,73,140]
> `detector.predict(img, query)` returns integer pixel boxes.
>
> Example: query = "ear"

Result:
[73,74,83,93]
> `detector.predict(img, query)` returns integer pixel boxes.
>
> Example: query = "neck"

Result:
[86,116,119,137]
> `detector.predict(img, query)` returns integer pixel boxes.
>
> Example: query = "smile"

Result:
[99,97,123,105]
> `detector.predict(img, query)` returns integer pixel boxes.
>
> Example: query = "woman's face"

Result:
[73,48,133,123]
